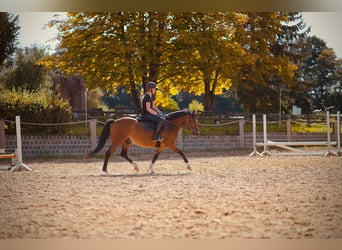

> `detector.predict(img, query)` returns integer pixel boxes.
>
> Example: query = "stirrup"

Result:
[153,135,162,141]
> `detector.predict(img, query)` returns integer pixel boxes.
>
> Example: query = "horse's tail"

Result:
[84,119,115,159]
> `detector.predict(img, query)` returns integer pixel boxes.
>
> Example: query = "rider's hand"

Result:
[157,111,165,119]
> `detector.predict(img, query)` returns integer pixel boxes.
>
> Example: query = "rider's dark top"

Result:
[141,94,153,115]
[140,94,163,123]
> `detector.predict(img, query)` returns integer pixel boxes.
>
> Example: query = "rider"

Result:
[140,81,166,141]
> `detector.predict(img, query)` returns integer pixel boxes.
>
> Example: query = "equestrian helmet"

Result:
[146,81,157,90]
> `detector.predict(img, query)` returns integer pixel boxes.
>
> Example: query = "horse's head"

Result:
[186,111,200,137]
[166,110,200,136]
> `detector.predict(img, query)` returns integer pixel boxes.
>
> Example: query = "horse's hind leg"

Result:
[120,141,139,172]
[149,147,164,174]
[103,144,119,174]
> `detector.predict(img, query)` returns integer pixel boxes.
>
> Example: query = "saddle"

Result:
[136,115,167,132]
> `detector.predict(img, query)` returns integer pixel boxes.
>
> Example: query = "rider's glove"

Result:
[157,111,166,119]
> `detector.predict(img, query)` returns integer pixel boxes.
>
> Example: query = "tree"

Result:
[0,12,19,68]
[0,47,50,91]
[41,12,311,113]
[233,12,309,113]
[40,12,177,112]
[293,36,342,112]
[167,12,248,111]
[287,35,315,113]
[41,12,251,112]
[307,37,342,109]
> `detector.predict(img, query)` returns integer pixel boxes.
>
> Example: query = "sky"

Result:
[14,12,67,54]
[14,12,342,58]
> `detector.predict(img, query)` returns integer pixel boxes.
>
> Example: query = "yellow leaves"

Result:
[318,49,336,60]
[154,91,179,110]
[39,12,307,113]
[217,78,233,94]
[272,56,297,84]
[92,35,102,43]
[36,54,56,69]
[104,75,112,81]
[168,85,179,96]
[188,99,204,111]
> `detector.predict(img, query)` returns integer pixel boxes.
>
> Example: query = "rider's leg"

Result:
[153,121,163,141]
[142,113,165,141]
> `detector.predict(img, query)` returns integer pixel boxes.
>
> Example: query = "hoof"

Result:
[132,162,139,172]
[186,163,191,171]
[149,163,155,175]
[103,171,109,175]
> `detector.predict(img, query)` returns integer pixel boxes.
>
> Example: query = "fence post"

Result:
[286,118,292,142]
[0,121,5,149]
[337,111,341,154]
[325,111,332,156]
[89,119,97,150]
[239,119,245,148]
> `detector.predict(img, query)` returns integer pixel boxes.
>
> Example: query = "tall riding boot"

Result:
[153,121,163,141]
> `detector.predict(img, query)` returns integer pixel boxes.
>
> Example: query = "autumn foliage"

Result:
[40,12,309,112]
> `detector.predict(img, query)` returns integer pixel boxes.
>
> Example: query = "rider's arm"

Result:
[152,103,162,113]
[146,101,159,116]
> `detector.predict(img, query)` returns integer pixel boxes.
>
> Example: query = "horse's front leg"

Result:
[168,144,191,171]
[149,147,164,174]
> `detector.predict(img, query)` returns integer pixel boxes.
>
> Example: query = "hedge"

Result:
[0,88,72,134]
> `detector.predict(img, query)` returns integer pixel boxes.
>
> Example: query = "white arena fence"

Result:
[1,113,341,160]
[249,111,341,157]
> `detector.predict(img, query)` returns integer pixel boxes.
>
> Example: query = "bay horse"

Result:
[85,110,199,174]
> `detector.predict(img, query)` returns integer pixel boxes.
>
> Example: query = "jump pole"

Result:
[324,111,338,156]
[10,116,32,172]
[261,114,272,156]
[336,111,341,155]
[249,114,263,157]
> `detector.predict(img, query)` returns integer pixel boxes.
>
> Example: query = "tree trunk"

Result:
[149,62,159,83]
[127,64,141,113]
[203,68,220,112]
[203,91,215,111]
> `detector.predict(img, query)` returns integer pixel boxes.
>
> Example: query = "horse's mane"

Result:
[165,110,191,121]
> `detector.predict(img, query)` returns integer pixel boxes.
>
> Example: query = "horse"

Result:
[84,110,200,174]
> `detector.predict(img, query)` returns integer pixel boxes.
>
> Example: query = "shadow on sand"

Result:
[90,172,191,178]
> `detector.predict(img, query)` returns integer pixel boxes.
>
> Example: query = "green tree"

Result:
[0,47,50,91]
[0,12,19,68]
[234,12,308,113]
[288,36,315,113]
[294,36,342,111]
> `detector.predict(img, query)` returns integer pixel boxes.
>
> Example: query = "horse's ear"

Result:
[191,110,197,115]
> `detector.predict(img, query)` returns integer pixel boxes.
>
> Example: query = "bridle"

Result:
[187,113,200,136]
